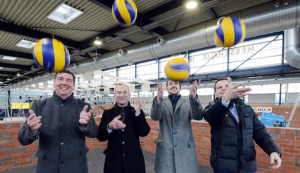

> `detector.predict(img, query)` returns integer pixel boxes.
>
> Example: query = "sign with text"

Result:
[253,107,272,113]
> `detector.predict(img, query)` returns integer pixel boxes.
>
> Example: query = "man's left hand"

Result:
[134,97,142,115]
[270,152,282,169]
[79,105,92,125]
[190,80,201,100]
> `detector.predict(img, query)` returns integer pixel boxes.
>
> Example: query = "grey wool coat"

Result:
[151,95,204,173]
[18,92,98,173]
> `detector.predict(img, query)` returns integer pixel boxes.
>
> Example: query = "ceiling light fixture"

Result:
[16,72,21,77]
[2,56,17,61]
[48,3,83,24]
[94,37,103,46]
[186,1,198,10]
[16,39,36,49]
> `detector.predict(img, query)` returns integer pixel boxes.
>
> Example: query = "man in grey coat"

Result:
[151,79,203,173]
[18,70,98,173]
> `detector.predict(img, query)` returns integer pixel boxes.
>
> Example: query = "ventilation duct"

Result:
[9,0,300,89]
[285,28,300,69]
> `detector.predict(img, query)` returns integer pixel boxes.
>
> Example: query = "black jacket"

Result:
[18,92,98,173]
[204,98,280,173]
[97,102,150,173]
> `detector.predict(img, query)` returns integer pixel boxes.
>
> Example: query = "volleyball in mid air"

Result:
[33,38,70,73]
[112,0,137,27]
[164,57,190,81]
[214,16,246,47]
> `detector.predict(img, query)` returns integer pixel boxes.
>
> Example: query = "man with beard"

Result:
[151,79,203,173]
[204,77,281,173]
[97,83,150,173]
[18,70,98,173]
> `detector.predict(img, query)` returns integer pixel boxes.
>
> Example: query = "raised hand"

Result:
[27,109,42,134]
[190,80,201,99]
[270,152,282,169]
[222,77,252,102]
[156,81,163,104]
[134,97,142,115]
[79,105,92,125]
[108,115,126,130]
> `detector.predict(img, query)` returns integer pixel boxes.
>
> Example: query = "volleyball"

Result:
[112,0,137,27]
[33,38,70,73]
[214,16,246,47]
[164,58,190,81]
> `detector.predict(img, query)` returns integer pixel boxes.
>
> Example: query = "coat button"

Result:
[122,129,124,132]
[122,141,125,144]
[60,142,64,145]
[61,104,63,106]
[122,154,126,157]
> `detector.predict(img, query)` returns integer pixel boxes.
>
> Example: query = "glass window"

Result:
[190,47,227,74]
[118,65,135,79]
[288,83,300,93]
[248,84,280,94]
[229,35,283,70]
[137,60,158,80]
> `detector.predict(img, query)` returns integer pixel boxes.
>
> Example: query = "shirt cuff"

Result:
[107,125,113,134]
[221,98,230,108]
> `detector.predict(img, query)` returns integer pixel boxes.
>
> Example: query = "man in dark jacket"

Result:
[204,77,282,173]
[18,70,98,173]
[97,83,150,173]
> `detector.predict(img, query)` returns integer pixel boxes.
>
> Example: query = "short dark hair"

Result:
[54,70,75,85]
[214,78,228,91]
[166,79,181,88]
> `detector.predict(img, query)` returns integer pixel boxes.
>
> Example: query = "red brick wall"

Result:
[1,118,299,173]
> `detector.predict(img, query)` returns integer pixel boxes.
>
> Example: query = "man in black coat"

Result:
[18,70,98,173]
[97,83,150,173]
[204,77,282,173]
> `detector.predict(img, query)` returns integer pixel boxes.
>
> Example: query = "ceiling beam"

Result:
[0,71,17,75]
[0,62,31,70]
[0,21,80,49]
[208,7,219,18]
[0,48,33,60]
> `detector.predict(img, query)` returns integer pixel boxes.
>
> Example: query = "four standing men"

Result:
[18,71,282,172]
[151,79,203,173]
[18,70,98,173]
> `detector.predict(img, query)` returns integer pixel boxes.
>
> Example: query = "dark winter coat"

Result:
[204,98,280,173]
[18,92,98,173]
[97,102,150,173]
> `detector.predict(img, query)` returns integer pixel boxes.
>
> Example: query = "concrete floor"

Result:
[6,148,213,173]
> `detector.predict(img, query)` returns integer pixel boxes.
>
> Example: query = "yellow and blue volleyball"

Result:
[112,0,137,27]
[33,38,70,73]
[214,16,246,47]
[164,58,190,81]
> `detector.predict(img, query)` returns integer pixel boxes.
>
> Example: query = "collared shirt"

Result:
[221,99,239,123]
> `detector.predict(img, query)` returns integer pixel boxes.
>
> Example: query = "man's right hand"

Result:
[108,115,126,130]
[222,77,252,103]
[156,81,163,104]
[26,109,42,134]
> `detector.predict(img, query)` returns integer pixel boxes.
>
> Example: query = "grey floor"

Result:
[6,148,212,173]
